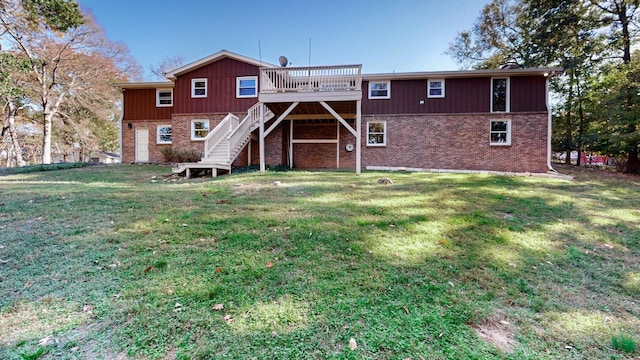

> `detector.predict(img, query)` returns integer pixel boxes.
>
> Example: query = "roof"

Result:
[97,151,120,158]
[363,67,563,81]
[115,81,173,90]
[164,50,277,80]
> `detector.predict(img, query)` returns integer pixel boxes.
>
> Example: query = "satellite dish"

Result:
[279,56,288,67]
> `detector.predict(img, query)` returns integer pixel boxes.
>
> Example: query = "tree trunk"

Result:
[5,101,25,167]
[42,111,53,164]
[619,1,631,64]
[41,91,66,165]
[576,80,585,167]
[616,1,638,173]
[564,70,574,164]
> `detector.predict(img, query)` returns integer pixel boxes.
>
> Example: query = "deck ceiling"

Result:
[265,101,356,120]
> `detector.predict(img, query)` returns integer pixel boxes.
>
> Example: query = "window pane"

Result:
[371,82,387,90]
[368,134,384,144]
[194,89,205,96]
[491,121,508,132]
[492,79,507,112]
[491,133,507,143]
[429,89,442,96]
[239,88,256,96]
[239,79,256,87]
[429,81,442,89]
[158,126,172,143]
[194,81,205,88]
[368,123,384,133]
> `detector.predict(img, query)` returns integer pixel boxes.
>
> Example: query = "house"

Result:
[91,151,121,164]
[116,50,561,176]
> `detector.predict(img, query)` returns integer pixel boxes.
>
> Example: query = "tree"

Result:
[588,54,640,172]
[0,0,139,164]
[150,55,185,80]
[447,0,526,69]
[0,52,30,166]
[590,0,640,172]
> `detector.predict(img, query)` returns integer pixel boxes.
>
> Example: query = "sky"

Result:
[77,0,489,81]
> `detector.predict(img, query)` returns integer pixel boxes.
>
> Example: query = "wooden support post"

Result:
[259,104,266,172]
[356,100,361,175]
[289,119,294,169]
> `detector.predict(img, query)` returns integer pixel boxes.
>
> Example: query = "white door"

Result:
[135,128,149,162]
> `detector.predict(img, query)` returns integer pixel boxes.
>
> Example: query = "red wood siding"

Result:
[362,78,489,115]
[510,76,547,112]
[123,89,172,120]
[174,57,260,114]
[362,76,547,115]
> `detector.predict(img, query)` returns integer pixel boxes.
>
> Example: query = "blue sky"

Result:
[78,0,488,81]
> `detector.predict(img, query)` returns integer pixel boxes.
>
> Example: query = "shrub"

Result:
[159,148,201,163]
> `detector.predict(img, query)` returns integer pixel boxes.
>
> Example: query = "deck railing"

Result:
[260,65,362,94]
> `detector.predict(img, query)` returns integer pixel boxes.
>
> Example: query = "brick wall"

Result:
[123,112,549,174]
[290,122,357,169]
[171,113,229,155]
[121,119,172,163]
[360,112,548,173]
[248,127,285,168]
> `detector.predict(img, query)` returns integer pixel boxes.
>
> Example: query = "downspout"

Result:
[119,88,124,163]
[546,72,557,173]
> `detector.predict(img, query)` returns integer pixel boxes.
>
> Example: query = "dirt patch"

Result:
[471,311,516,353]
[231,183,262,195]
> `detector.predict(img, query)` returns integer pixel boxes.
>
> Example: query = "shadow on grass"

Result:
[0,165,638,359]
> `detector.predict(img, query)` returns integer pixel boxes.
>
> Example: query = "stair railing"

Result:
[203,113,238,158]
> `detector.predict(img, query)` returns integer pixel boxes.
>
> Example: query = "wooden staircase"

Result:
[173,102,274,177]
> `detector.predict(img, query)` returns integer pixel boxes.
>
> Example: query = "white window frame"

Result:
[491,77,510,112]
[157,125,172,144]
[427,79,445,98]
[490,119,511,146]
[236,76,258,98]
[191,78,208,98]
[366,121,387,146]
[191,119,210,141]
[368,81,390,99]
[156,88,173,107]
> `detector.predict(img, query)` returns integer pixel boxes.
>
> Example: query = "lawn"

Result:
[0,164,638,359]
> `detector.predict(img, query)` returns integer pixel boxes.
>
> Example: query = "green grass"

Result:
[0,164,638,359]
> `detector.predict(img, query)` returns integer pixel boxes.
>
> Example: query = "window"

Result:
[157,125,172,144]
[156,88,173,107]
[236,76,258,98]
[491,78,509,112]
[427,79,445,98]
[490,119,511,145]
[368,81,390,99]
[367,121,386,146]
[191,78,207,98]
[191,119,209,140]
